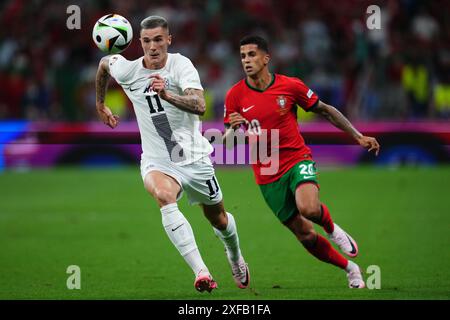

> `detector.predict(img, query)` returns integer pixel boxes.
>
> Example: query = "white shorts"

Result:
[140,156,223,206]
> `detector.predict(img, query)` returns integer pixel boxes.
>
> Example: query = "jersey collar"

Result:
[245,73,275,92]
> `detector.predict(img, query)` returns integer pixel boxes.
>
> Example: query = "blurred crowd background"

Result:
[0,0,449,123]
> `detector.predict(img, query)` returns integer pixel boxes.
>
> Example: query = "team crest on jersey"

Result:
[277,95,287,108]
[276,95,289,115]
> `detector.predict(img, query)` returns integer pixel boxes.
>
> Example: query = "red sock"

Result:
[305,234,348,269]
[320,203,334,234]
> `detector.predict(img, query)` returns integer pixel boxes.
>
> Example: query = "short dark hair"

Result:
[140,16,169,32]
[240,35,269,53]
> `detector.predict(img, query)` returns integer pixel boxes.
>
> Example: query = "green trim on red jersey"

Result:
[245,73,276,92]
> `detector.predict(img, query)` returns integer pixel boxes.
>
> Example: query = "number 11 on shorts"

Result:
[206,176,220,200]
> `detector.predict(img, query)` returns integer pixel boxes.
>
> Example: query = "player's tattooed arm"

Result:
[150,74,206,115]
[171,88,206,115]
[96,56,111,107]
[95,56,119,129]
[313,100,380,155]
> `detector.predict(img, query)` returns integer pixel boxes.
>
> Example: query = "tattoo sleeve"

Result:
[314,101,363,140]
[163,88,206,115]
[96,57,111,107]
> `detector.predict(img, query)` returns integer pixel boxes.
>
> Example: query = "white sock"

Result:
[161,203,207,275]
[213,212,242,263]
[345,260,358,273]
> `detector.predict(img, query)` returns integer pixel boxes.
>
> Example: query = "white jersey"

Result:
[108,53,213,165]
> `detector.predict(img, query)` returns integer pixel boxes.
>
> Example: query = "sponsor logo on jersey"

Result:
[171,223,184,232]
[242,105,255,112]
[129,86,141,92]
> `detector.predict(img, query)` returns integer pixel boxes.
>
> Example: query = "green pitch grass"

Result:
[0,166,449,300]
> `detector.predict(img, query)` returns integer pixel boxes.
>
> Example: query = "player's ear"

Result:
[167,34,172,46]
[263,53,270,65]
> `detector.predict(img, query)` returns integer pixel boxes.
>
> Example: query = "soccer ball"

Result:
[92,14,133,54]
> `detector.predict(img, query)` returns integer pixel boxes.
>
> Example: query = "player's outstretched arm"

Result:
[149,74,205,115]
[312,100,380,156]
[95,56,119,129]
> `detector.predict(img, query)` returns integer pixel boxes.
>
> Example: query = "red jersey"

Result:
[224,74,319,185]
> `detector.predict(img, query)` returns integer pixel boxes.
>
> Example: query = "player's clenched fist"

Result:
[149,74,168,99]
[96,105,120,129]
[229,112,248,129]
[356,136,380,156]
